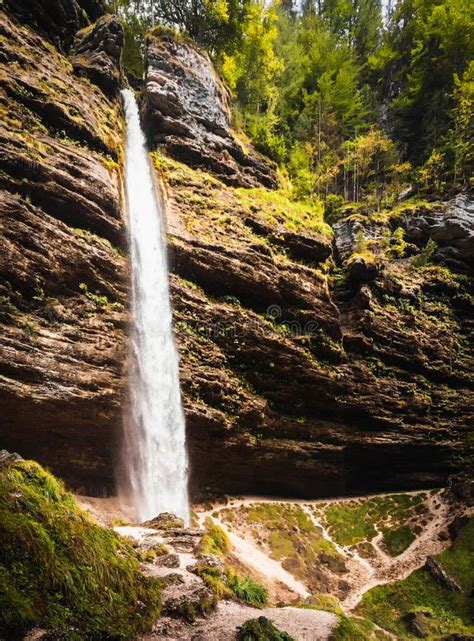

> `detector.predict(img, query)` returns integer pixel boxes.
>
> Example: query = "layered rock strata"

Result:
[0,3,126,493]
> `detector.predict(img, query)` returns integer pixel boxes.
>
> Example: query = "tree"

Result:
[374,0,474,164]
[151,0,251,56]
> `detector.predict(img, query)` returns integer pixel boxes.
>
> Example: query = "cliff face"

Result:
[142,32,473,499]
[0,12,471,501]
[0,1,127,494]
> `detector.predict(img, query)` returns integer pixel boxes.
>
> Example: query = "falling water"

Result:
[119,88,189,525]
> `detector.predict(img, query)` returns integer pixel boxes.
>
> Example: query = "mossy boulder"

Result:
[0,456,161,640]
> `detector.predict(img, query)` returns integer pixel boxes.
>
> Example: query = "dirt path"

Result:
[77,488,470,636]
[142,601,337,641]
[196,511,311,599]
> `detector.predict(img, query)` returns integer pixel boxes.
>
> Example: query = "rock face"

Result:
[141,32,278,189]
[3,0,106,52]
[0,4,126,494]
[0,12,472,503]
[159,147,472,499]
[72,15,124,97]
[402,194,474,272]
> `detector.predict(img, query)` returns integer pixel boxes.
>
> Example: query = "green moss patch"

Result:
[331,615,391,640]
[321,493,426,552]
[0,458,161,640]
[199,518,232,557]
[219,503,344,592]
[151,151,332,254]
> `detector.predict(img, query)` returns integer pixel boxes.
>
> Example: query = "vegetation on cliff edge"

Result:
[0,458,161,640]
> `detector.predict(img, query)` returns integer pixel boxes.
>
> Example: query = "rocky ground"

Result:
[196,490,471,610]
[77,488,473,641]
[1,0,472,503]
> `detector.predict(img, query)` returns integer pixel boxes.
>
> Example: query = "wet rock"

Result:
[141,32,277,189]
[425,556,462,592]
[142,513,185,530]
[156,553,181,569]
[72,15,123,97]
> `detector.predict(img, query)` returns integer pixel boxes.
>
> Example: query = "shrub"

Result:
[412,238,437,267]
[237,616,294,641]
[331,615,372,640]
[0,458,161,640]
[228,571,268,607]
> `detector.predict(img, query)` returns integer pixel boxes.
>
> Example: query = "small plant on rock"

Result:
[237,616,294,641]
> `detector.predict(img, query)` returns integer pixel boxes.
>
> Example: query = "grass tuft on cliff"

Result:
[0,457,161,640]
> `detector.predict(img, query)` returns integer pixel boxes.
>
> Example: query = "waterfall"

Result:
[119,89,190,525]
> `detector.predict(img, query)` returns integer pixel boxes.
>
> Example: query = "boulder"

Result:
[156,553,181,569]
[425,556,462,592]
[142,513,185,530]
[402,194,474,272]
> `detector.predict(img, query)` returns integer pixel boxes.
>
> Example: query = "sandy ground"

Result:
[141,601,338,641]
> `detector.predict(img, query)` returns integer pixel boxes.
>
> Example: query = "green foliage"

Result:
[79,282,124,311]
[0,458,161,639]
[220,502,342,593]
[227,571,268,607]
[32,287,59,323]
[412,239,437,267]
[323,494,424,547]
[237,616,294,641]
[373,0,473,179]
[331,615,371,641]
[117,0,471,200]
[0,295,20,320]
[357,519,474,639]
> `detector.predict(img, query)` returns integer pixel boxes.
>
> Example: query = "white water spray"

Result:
[119,88,189,525]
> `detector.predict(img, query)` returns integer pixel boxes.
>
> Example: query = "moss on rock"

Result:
[0,457,161,640]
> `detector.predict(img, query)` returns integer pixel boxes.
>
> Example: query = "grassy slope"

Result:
[356,518,474,639]
[0,458,161,640]
[319,493,427,555]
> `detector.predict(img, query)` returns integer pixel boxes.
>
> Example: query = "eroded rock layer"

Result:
[0,5,126,494]
[153,149,472,499]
